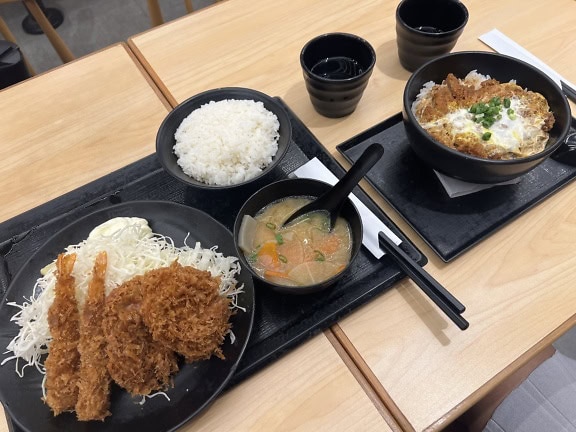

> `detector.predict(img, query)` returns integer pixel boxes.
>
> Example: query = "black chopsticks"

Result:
[378,232,469,330]
[561,81,576,104]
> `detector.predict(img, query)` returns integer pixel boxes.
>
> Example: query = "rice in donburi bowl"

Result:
[156,87,292,190]
[175,99,279,186]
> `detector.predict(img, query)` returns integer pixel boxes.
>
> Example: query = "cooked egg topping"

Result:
[412,71,554,160]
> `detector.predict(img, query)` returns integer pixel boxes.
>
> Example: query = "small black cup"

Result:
[396,0,469,72]
[300,33,376,118]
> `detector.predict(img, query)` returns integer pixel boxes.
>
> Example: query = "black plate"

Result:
[0,201,255,432]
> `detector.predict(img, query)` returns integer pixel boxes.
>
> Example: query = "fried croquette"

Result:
[140,261,232,363]
[76,251,111,421]
[103,275,178,396]
[45,253,81,415]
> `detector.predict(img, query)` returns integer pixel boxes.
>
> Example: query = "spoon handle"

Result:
[330,143,384,202]
[326,143,384,227]
[283,143,384,227]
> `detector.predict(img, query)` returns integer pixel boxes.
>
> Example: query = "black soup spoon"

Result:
[283,143,384,229]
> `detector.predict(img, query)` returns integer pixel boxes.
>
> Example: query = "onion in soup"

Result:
[238,197,352,286]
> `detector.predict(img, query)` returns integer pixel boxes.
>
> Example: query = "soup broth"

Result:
[239,197,353,287]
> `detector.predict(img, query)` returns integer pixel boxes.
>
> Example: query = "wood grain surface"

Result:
[128,0,576,430]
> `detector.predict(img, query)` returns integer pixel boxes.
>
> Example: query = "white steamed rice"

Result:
[174,99,280,186]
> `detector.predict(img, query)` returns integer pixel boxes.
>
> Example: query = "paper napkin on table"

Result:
[291,157,401,259]
[435,170,521,198]
[479,29,576,97]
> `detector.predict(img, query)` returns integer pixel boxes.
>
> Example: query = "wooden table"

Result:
[0,43,395,431]
[0,44,170,222]
[128,0,576,430]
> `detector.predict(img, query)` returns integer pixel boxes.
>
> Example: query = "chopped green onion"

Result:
[313,250,325,262]
[247,252,258,263]
[469,96,515,130]
[278,254,288,263]
[275,233,284,245]
[487,106,499,116]
[482,132,492,141]
[266,222,276,230]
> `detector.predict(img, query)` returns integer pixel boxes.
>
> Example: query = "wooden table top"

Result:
[128,0,576,430]
[0,44,170,223]
[177,332,394,431]
[0,43,395,431]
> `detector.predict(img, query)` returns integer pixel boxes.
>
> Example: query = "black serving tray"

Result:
[0,99,425,431]
[337,113,576,262]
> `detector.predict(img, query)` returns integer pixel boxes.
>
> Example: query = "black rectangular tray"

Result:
[0,99,425,429]
[337,113,576,262]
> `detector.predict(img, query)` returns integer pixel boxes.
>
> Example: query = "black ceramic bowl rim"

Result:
[395,0,469,37]
[156,87,292,190]
[403,51,572,167]
[233,178,363,295]
[300,32,376,83]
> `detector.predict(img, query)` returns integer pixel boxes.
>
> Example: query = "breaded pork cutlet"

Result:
[140,261,232,363]
[103,274,178,396]
[44,253,80,415]
[76,251,111,421]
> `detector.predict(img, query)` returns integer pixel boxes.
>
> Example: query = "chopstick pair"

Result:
[378,232,469,330]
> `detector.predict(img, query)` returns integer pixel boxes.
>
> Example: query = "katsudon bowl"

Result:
[402,51,571,183]
[156,87,292,190]
[233,178,363,295]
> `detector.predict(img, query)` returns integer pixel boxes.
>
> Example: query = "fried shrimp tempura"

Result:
[76,251,111,421]
[103,276,178,396]
[44,253,80,415]
[140,261,232,363]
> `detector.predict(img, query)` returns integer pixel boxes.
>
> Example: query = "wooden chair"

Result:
[146,0,222,27]
[0,0,75,64]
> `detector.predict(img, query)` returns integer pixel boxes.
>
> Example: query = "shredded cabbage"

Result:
[2,217,244,376]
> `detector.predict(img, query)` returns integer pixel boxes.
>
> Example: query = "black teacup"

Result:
[396,0,469,72]
[300,32,376,118]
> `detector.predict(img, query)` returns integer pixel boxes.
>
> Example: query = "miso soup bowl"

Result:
[233,178,363,295]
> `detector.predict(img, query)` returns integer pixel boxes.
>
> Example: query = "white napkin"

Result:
[435,170,521,198]
[291,157,401,259]
[479,29,576,95]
